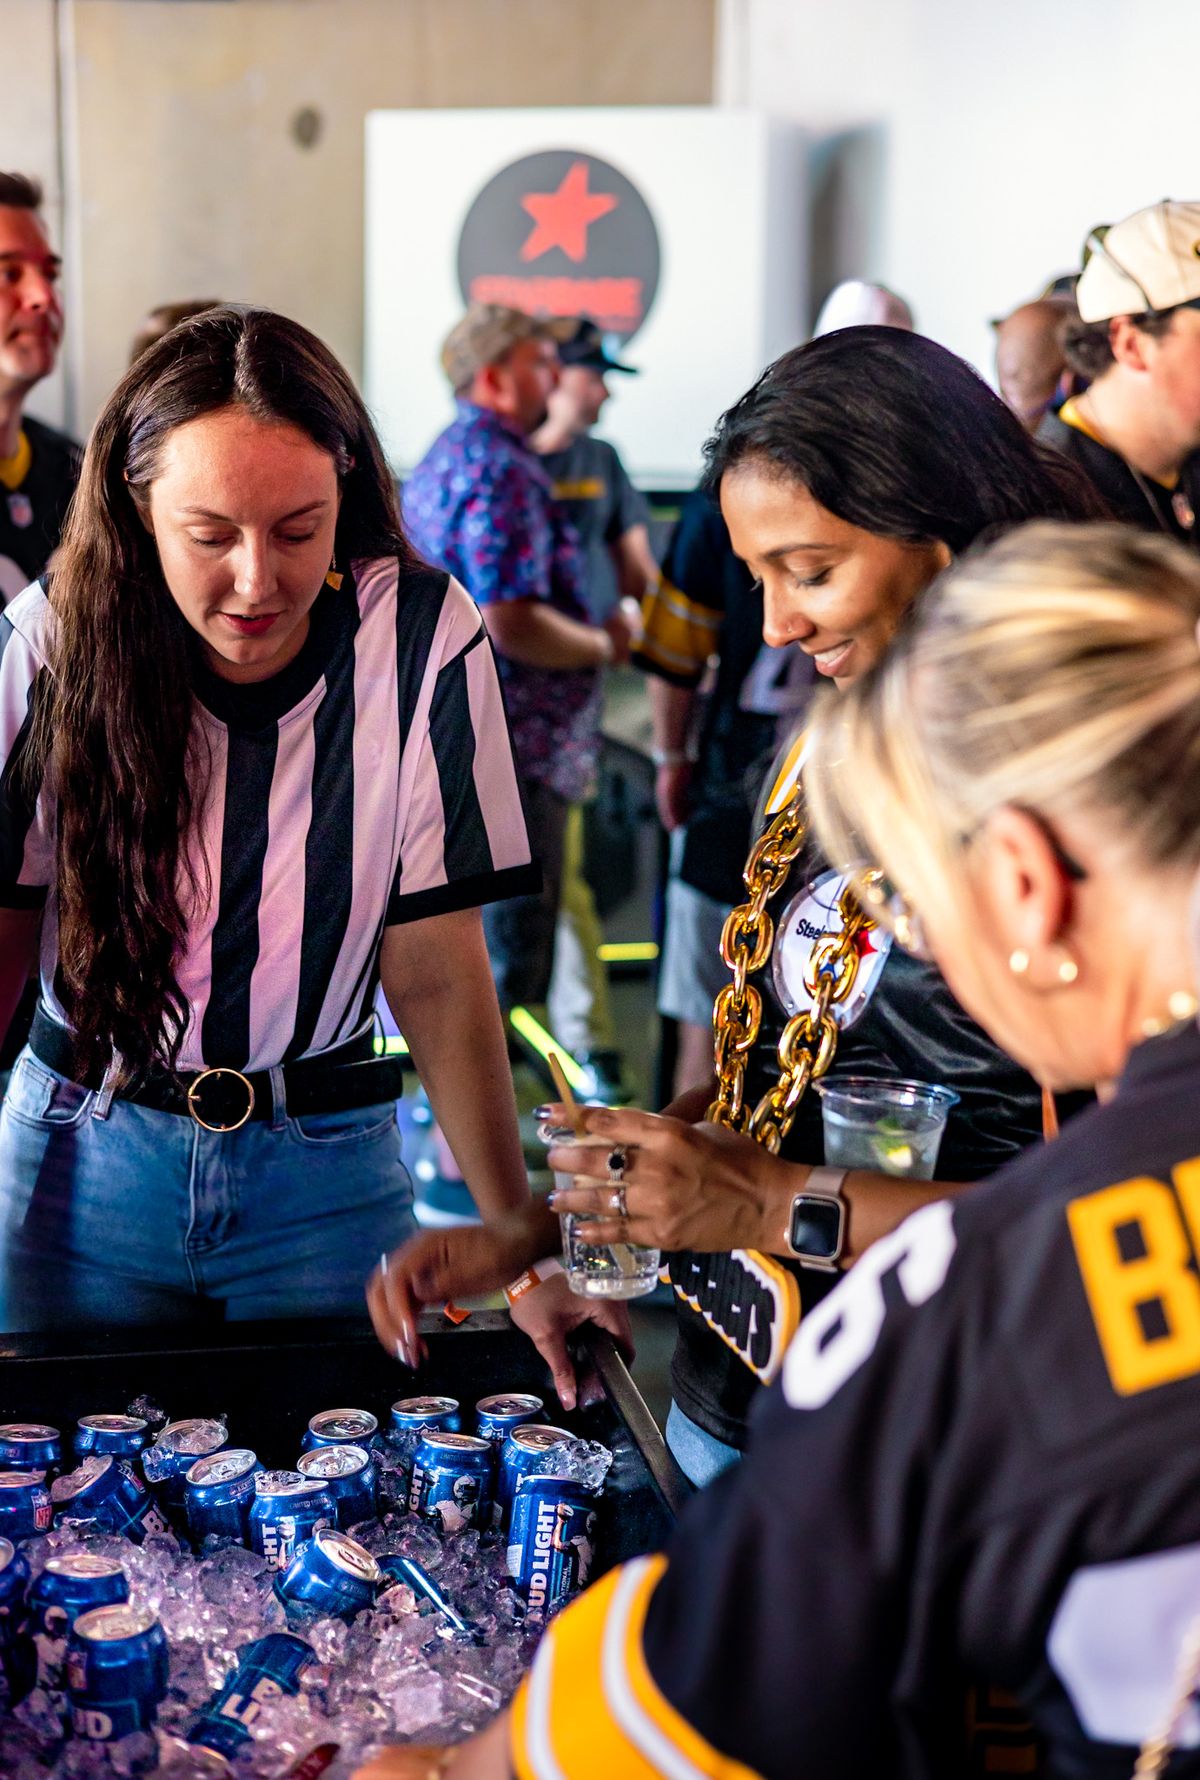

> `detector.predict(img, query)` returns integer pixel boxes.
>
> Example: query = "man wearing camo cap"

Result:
[404,305,636,1116]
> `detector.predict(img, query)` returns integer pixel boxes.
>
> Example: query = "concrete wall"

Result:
[716,0,1200,378]
[5,0,714,433]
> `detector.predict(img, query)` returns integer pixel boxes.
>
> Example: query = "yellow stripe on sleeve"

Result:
[509,1556,766,1779]
[635,577,723,681]
[763,729,809,816]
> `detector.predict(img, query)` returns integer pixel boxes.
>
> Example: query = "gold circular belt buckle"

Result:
[187,1067,256,1133]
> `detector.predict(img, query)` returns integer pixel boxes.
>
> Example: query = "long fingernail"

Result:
[379,1251,389,1276]
[546,1191,562,1208]
[533,1104,554,1119]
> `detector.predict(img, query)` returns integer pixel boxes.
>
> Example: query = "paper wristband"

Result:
[503,1256,564,1306]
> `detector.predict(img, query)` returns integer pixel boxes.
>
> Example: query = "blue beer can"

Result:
[273,1528,381,1624]
[248,1474,336,1572]
[474,1394,545,1448]
[0,1537,34,1705]
[408,1432,492,1532]
[0,1423,62,1477]
[186,1448,260,1545]
[496,1425,575,1529]
[29,1552,127,1690]
[51,1455,172,1545]
[0,1470,53,1541]
[299,1409,379,1454]
[74,1414,149,1461]
[506,1475,598,1625]
[66,1602,169,1741]
[390,1396,461,1436]
[188,1631,315,1761]
[296,1444,377,1529]
[142,1418,229,1523]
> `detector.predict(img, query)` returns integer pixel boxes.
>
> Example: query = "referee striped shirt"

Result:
[0,559,536,1072]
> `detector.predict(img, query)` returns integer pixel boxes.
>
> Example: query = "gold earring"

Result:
[324,552,343,592]
[1009,949,1029,976]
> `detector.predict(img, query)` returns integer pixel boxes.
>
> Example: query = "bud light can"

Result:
[0,1424,61,1477]
[408,1432,492,1533]
[390,1396,460,1436]
[299,1409,379,1454]
[74,1414,149,1461]
[143,1418,229,1524]
[497,1425,575,1529]
[186,1449,260,1545]
[248,1474,336,1572]
[0,1470,52,1541]
[66,1602,169,1741]
[51,1455,171,1544]
[506,1476,597,1625]
[0,1537,34,1705]
[273,1528,381,1624]
[188,1631,315,1761]
[296,1444,376,1530]
[475,1394,545,1449]
[30,1553,127,1690]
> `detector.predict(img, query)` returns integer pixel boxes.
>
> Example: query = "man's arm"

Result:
[482,599,619,671]
[608,522,659,607]
[650,676,698,832]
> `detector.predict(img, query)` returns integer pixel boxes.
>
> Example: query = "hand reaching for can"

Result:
[368,1208,554,1368]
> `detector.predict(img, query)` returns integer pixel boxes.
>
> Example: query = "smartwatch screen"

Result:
[789,1195,844,1262]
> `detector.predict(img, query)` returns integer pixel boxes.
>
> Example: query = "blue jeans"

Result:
[665,1402,743,1489]
[0,1047,416,1333]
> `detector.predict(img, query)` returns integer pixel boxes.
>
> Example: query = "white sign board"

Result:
[365,107,805,489]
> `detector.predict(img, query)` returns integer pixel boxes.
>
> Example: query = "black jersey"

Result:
[0,418,81,605]
[1038,404,1199,547]
[633,488,815,904]
[512,1020,1200,1780]
[666,783,1047,1445]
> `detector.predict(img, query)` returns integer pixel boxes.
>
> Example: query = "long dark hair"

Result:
[703,326,1106,547]
[39,305,418,1082]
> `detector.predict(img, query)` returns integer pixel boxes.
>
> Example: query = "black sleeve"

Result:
[509,1199,965,1779]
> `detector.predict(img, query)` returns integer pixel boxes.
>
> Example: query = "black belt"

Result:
[30,1007,407,1133]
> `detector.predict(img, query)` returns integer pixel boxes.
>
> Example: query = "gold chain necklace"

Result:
[705,790,876,1154]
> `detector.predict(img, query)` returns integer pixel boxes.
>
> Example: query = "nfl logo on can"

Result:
[7,493,33,530]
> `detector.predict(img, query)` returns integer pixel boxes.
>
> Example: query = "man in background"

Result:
[993,293,1077,431]
[1040,199,1200,545]
[638,488,815,1100]
[0,173,78,607]
[404,305,636,1127]
[531,318,658,1104]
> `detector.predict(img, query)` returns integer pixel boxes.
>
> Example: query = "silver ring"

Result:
[610,1183,628,1221]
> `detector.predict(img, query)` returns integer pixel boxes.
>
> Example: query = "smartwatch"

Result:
[787,1166,850,1270]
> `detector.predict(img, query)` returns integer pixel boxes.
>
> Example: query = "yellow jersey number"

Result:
[1068,1159,1200,1395]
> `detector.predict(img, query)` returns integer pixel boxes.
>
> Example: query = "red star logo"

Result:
[520,162,618,264]
[853,928,877,960]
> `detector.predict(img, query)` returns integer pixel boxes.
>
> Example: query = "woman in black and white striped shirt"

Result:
[0,307,627,1394]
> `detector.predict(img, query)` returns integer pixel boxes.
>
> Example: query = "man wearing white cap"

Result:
[1039,199,1200,545]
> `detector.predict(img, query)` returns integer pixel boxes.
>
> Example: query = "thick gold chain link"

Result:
[705,792,877,1155]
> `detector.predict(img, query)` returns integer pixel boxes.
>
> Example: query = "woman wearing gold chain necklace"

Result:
[357,521,1200,1780]
[371,328,1102,1485]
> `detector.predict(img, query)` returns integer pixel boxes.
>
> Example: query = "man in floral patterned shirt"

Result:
[403,304,636,1018]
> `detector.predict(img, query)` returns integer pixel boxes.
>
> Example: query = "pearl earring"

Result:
[1057,954,1079,985]
[1009,950,1029,976]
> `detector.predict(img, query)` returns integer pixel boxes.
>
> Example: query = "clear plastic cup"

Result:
[814,1077,959,1177]
[538,1123,661,1300]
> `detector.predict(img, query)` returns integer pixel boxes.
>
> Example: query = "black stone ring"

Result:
[607,1145,627,1179]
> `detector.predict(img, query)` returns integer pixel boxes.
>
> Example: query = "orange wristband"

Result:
[503,1257,563,1306]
